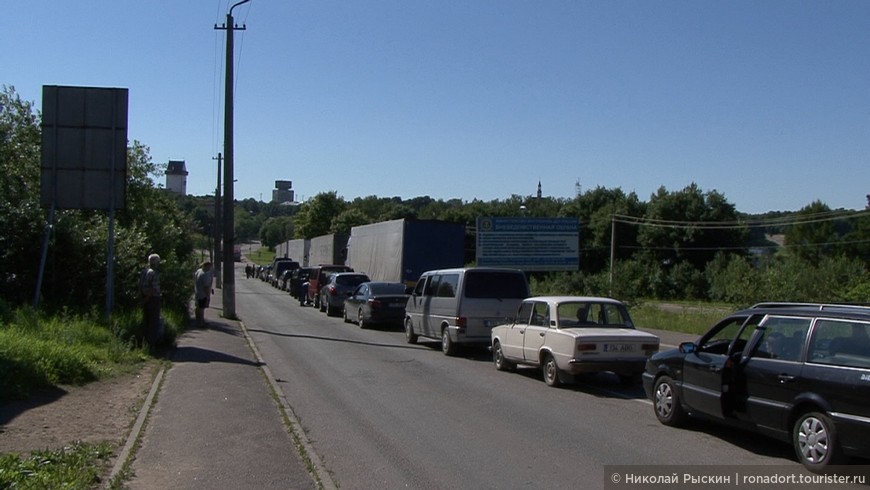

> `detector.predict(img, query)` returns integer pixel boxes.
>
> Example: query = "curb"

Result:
[238,320,338,490]
[107,366,166,485]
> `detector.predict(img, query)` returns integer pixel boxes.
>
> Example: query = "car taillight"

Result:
[642,343,659,353]
[456,317,467,328]
[369,299,382,308]
[577,343,596,352]
[327,285,337,295]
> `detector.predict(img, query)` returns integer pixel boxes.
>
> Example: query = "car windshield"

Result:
[369,283,407,295]
[557,302,634,328]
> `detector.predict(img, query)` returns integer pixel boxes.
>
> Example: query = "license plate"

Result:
[603,343,636,353]
[389,303,405,308]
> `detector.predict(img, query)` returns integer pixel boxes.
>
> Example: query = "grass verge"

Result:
[0,442,114,489]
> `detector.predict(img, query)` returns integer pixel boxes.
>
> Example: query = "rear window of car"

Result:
[464,271,528,299]
[369,283,407,295]
[337,275,369,287]
[808,319,870,369]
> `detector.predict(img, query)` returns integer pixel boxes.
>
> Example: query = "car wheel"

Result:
[358,309,368,329]
[794,411,844,471]
[319,296,326,312]
[542,353,562,387]
[653,376,687,427]
[441,327,457,356]
[404,318,418,344]
[493,340,514,372]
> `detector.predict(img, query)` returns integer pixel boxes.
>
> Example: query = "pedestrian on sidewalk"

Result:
[194,261,214,327]
[139,253,162,347]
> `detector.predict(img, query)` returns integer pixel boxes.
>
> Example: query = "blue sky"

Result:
[5,1,869,214]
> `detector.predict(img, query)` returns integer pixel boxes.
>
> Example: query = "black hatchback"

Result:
[642,303,870,472]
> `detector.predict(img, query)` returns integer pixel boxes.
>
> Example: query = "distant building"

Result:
[272,180,296,203]
[166,160,188,195]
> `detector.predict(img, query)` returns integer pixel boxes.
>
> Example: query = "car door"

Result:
[522,301,550,363]
[681,314,760,420]
[502,302,533,361]
[347,284,367,322]
[733,316,810,432]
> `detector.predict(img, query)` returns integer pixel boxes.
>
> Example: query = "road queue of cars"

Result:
[643,302,870,472]
[277,264,870,470]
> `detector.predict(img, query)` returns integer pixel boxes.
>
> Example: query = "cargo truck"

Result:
[346,219,465,287]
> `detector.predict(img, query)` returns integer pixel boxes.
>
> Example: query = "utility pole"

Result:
[215,0,249,319]
[213,153,222,289]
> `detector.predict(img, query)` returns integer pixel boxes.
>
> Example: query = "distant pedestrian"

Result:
[139,253,162,348]
[194,261,214,327]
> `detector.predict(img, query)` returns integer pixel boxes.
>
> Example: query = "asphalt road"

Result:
[235,273,802,490]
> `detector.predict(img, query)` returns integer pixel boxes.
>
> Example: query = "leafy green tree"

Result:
[784,200,839,265]
[638,183,747,271]
[0,86,43,305]
[330,208,370,235]
[294,191,347,238]
[259,216,295,248]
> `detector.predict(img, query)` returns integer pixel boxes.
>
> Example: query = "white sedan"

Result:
[491,296,660,387]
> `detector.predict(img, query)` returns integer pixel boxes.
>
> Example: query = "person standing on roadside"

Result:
[139,253,162,348]
[194,261,214,327]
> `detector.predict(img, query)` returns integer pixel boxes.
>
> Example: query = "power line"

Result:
[611,209,870,230]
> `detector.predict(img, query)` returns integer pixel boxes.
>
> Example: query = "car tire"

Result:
[441,327,458,356]
[653,375,687,427]
[404,318,418,344]
[493,340,515,372]
[793,411,845,471]
[319,296,326,313]
[358,309,368,329]
[542,353,562,387]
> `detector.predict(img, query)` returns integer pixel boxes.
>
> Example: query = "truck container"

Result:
[309,233,349,267]
[347,219,465,286]
[277,238,310,266]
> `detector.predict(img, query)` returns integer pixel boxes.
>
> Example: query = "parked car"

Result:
[491,297,659,387]
[404,267,530,356]
[319,272,371,316]
[305,265,354,308]
[643,302,870,472]
[289,267,312,299]
[270,258,299,288]
[343,282,410,329]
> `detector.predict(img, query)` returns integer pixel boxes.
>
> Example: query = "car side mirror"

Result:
[679,342,696,354]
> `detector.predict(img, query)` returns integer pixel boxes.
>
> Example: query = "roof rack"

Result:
[751,302,870,312]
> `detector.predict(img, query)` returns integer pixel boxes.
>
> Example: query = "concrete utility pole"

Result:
[213,153,222,289]
[215,0,249,319]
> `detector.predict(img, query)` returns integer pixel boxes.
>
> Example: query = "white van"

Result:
[404,267,530,355]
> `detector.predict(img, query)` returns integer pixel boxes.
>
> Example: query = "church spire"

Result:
[536,180,542,199]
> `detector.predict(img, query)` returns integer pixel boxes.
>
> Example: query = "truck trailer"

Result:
[347,219,465,286]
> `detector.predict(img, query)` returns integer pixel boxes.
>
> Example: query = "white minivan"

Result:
[404,267,530,355]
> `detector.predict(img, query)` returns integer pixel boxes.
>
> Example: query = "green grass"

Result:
[245,245,275,266]
[0,441,114,489]
[0,308,153,402]
[630,301,735,335]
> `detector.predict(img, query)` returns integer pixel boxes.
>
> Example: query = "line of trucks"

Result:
[274,218,467,287]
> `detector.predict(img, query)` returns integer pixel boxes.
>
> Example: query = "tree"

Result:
[784,200,839,265]
[293,191,347,238]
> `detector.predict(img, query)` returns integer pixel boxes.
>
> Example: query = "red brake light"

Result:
[328,285,337,295]
[456,317,467,328]
[577,343,596,352]
[369,299,382,308]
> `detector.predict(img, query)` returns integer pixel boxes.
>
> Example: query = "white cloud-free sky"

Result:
[6,1,869,213]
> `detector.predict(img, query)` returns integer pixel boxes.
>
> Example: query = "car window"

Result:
[530,302,549,327]
[369,283,406,295]
[464,271,528,299]
[809,319,870,369]
[436,274,459,298]
[414,277,428,296]
[515,302,534,325]
[753,316,810,361]
[698,315,758,355]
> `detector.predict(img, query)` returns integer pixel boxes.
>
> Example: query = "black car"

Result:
[343,281,409,329]
[319,272,371,316]
[642,302,870,472]
[288,267,312,299]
